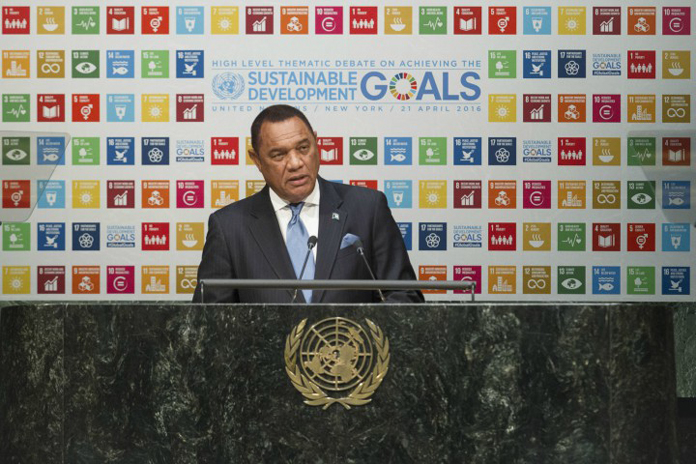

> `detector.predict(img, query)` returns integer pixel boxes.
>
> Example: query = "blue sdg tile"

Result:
[107,137,135,165]
[488,137,517,166]
[142,137,170,165]
[523,50,551,79]
[384,180,412,209]
[72,223,100,251]
[662,267,690,295]
[37,222,65,251]
[419,222,447,251]
[37,137,66,165]
[176,50,204,78]
[384,137,412,165]
[106,50,134,79]
[592,266,620,295]
[398,222,412,251]
[453,137,482,165]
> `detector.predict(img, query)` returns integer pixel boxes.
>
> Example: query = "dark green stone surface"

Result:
[675,304,696,398]
[0,303,680,463]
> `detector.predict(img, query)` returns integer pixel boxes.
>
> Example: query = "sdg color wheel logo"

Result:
[389,72,418,100]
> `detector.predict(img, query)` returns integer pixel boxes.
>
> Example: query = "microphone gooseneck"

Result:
[353,239,386,303]
[291,235,318,303]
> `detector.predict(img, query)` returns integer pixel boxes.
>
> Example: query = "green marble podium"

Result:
[0,303,678,463]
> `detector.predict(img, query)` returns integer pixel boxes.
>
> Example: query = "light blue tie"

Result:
[287,202,315,303]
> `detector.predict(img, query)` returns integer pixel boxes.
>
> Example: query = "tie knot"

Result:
[289,202,304,219]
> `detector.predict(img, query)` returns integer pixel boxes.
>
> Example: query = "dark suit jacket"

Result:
[192,177,424,303]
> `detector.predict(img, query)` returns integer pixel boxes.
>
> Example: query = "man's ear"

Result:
[249,148,261,169]
[313,130,318,140]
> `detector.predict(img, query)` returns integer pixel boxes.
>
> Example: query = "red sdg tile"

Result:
[454,7,481,35]
[628,51,656,79]
[523,181,551,209]
[37,94,65,122]
[107,7,135,34]
[488,222,516,251]
[523,94,551,122]
[72,94,100,122]
[558,137,586,166]
[246,7,274,35]
[142,7,169,35]
[176,94,204,122]
[3,180,30,208]
[593,7,621,35]
[317,137,343,165]
[454,180,481,209]
[176,180,204,208]
[107,180,135,209]
[662,138,690,167]
[592,223,620,252]
[2,7,30,34]
[489,7,516,35]
[627,223,655,252]
[38,266,66,295]
[211,137,239,165]
[350,180,378,190]
[107,266,135,294]
[142,222,170,250]
[453,265,481,294]
[349,7,377,35]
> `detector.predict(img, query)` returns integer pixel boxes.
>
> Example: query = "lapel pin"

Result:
[332,212,340,221]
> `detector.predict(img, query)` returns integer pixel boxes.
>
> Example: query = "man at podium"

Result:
[193,105,423,304]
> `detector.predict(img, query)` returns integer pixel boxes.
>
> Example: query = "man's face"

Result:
[251,116,320,203]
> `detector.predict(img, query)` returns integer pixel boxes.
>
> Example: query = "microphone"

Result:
[291,235,317,304]
[353,239,386,303]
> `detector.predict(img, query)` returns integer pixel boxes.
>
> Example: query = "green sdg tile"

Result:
[2,137,31,165]
[488,50,516,79]
[2,223,31,251]
[72,50,100,78]
[557,223,586,251]
[142,50,169,78]
[627,137,656,166]
[349,137,378,165]
[72,6,100,35]
[419,137,447,165]
[72,137,100,165]
[557,266,586,294]
[419,7,447,35]
[627,181,656,209]
[627,266,655,295]
[2,94,30,123]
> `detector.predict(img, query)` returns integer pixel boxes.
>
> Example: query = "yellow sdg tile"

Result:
[488,266,516,294]
[211,7,239,34]
[37,6,65,34]
[558,7,586,35]
[176,266,198,294]
[385,7,412,34]
[627,95,656,123]
[592,137,621,166]
[489,95,517,122]
[211,180,239,209]
[72,180,100,209]
[419,180,447,208]
[523,266,551,295]
[141,94,170,122]
[2,50,30,78]
[3,266,31,294]
[142,266,169,294]
[176,222,205,251]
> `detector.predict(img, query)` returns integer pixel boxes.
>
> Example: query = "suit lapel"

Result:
[248,187,300,300]
[314,178,347,303]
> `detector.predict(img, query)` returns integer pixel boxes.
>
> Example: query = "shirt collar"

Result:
[268,179,320,213]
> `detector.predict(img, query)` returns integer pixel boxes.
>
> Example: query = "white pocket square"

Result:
[340,233,360,250]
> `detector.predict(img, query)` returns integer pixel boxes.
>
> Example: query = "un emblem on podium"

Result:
[284,317,390,409]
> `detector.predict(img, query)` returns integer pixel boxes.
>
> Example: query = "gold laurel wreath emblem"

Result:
[284,318,390,410]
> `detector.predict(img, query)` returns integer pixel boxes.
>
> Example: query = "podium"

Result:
[0,303,678,463]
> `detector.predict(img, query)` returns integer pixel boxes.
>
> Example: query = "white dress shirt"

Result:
[268,181,320,260]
